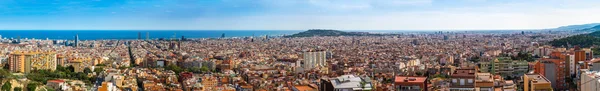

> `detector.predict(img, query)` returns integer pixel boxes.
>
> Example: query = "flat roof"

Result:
[476,73,493,82]
[394,76,427,83]
[452,68,476,78]
[294,85,317,91]
[525,74,550,83]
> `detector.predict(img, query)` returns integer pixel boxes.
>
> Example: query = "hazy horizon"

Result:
[1,0,599,30]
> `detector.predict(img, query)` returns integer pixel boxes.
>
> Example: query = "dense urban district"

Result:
[2,24,600,91]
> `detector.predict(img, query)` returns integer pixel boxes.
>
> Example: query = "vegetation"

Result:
[2,81,11,91]
[26,65,95,85]
[511,52,535,62]
[549,35,600,48]
[592,48,600,55]
[83,68,92,74]
[95,64,106,66]
[27,82,41,91]
[284,29,387,37]
[431,74,449,79]
[165,64,184,74]
[13,87,21,91]
[94,67,104,74]
[550,25,600,47]
[469,56,480,63]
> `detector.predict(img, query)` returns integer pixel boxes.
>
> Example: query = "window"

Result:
[452,79,457,83]
[460,79,465,85]
[468,79,473,83]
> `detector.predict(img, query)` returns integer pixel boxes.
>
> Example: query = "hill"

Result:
[549,25,600,47]
[553,23,600,31]
[284,29,385,37]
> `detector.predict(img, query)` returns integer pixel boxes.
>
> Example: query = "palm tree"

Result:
[359,81,367,91]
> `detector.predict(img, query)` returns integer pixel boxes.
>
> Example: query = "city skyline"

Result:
[0,0,599,30]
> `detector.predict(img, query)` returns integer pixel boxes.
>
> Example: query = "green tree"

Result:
[2,81,12,91]
[83,67,92,74]
[94,67,104,74]
[66,65,75,72]
[14,87,22,91]
[165,64,183,74]
[188,67,202,73]
[27,82,40,91]
[200,67,210,73]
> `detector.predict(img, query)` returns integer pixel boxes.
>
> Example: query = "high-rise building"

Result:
[8,51,32,73]
[146,32,150,40]
[535,52,570,91]
[74,34,79,47]
[303,51,327,70]
[138,32,142,40]
[32,51,57,71]
[479,57,529,78]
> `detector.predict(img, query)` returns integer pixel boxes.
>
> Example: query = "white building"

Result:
[303,51,327,70]
[330,75,372,91]
[580,69,600,91]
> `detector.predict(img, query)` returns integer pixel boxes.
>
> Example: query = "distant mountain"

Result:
[549,25,600,47]
[552,23,600,31]
[579,25,600,32]
[284,29,386,37]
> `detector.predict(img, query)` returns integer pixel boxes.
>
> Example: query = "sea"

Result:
[0,30,302,40]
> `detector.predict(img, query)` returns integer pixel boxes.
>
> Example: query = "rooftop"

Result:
[476,73,493,82]
[452,67,476,78]
[330,75,372,89]
[525,74,550,84]
[294,85,317,91]
[394,76,427,83]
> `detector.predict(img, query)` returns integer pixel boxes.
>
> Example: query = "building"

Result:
[394,76,427,91]
[46,80,67,91]
[201,76,218,91]
[449,67,476,91]
[479,57,529,78]
[31,51,57,71]
[74,34,79,47]
[292,85,318,91]
[580,69,600,91]
[523,74,553,91]
[8,51,32,73]
[327,74,372,91]
[303,51,327,70]
[535,52,570,90]
[474,73,494,91]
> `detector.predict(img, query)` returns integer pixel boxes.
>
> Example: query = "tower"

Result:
[74,34,79,47]
[146,32,150,40]
[138,32,142,40]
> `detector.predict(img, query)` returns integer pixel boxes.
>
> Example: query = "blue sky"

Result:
[0,0,599,30]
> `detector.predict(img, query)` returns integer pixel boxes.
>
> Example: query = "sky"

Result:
[0,0,600,30]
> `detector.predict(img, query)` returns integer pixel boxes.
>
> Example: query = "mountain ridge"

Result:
[284,29,387,37]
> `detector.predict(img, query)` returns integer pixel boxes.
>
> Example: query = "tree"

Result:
[94,67,104,74]
[188,67,202,73]
[165,64,183,74]
[83,68,92,74]
[27,82,40,91]
[14,87,22,91]
[200,67,210,73]
[66,65,75,72]
[95,64,106,66]
[2,81,11,91]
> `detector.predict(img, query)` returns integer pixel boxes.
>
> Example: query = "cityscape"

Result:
[2,0,600,91]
